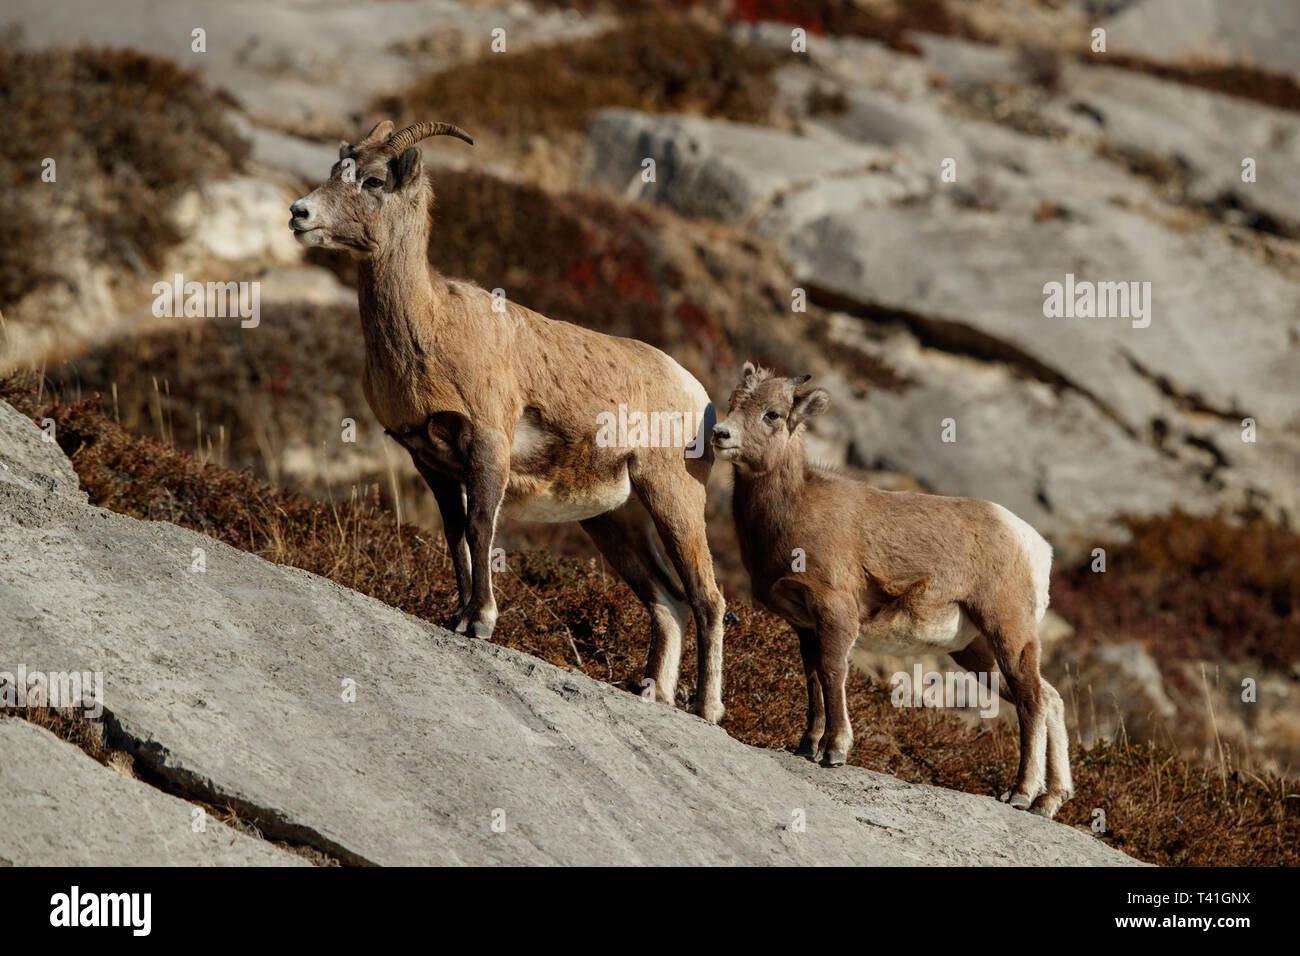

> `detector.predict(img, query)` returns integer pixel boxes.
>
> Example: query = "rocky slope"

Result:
[0,400,1139,865]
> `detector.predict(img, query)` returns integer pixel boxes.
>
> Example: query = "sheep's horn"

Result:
[385,121,474,154]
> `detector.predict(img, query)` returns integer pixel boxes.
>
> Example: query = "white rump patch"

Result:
[665,355,712,417]
[991,503,1053,620]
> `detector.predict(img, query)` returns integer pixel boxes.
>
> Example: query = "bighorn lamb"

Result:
[289,120,726,723]
[713,363,1072,817]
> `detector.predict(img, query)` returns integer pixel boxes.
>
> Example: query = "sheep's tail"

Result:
[992,503,1053,621]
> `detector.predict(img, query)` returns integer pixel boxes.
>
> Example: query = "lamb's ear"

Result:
[789,386,830,429]
[388,147,423,191]
[339,141,356,160]
[742,360,759,381]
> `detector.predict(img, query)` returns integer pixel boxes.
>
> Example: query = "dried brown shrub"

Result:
[0,44,247,305]
[727,0,969,53]
[374,16,782,141]
[1051,510,1300,672]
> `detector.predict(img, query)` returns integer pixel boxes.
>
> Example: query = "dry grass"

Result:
[5,372,1297,867]
[0,42,246,306]
[374,16,783,142]
[1089,52,1300,115]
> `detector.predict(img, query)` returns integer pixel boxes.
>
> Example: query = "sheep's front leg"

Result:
[411,459,473,628]
[795,627,826,761]
[812,595,859,767]
[462,431,510,640]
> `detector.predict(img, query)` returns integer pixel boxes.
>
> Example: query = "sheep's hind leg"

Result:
[1029,677,1073,819]
[580,505,690,707]
[985,621,1048,811]
[632,470,726,725]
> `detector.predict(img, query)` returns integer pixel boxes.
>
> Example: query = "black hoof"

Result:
[795,743,822,762]
[820,751,847,767]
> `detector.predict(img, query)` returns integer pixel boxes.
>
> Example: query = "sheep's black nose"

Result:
[289,201,309,219]
[712,424,731,441]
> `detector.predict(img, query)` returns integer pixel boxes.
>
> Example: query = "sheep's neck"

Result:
[732,450,807,580]
[356,226,445,361]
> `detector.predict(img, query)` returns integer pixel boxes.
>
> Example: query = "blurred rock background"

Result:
[2,0,1297,781]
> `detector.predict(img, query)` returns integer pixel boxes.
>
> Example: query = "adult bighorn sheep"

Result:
[289,120,726,723]
[713,363,1073,817]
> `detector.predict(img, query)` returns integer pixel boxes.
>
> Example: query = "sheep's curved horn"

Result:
[385,121,474,155]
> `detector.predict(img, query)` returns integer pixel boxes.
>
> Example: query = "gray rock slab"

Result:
[1107,0,1300,78]
[0,717,306,866]
[0,400,85,505]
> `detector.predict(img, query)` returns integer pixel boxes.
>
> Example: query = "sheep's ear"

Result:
[389,147,422,191]
[789,387,830,429]
[339,141,355,160]
[742,361,758,380]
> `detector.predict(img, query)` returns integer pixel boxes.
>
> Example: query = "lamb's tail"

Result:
[992,503,1053,621]
[1030,533,1053,621]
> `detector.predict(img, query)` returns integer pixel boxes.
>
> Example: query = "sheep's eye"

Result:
[363,177,385,190]
[764,410,781,422]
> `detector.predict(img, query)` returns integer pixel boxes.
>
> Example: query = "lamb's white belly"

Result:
[856,605,980,655]
[502,469,633,523]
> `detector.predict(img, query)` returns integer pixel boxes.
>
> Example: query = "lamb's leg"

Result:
[810,595,859,766]
[633,470,726,724]
[1030,678,1074,819]
[410,459,473,630]
[985,621,1048,810]
[580,505,690,706]
[795,627,826,761]
[952,634,1069,818]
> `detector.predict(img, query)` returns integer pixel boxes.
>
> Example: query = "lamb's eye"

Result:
[363,177,385,190]
[764,410,781,422]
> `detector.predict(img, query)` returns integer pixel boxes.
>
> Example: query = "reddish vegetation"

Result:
[5,374,1296,867]
[727,0,967,51]
[1052,511,1300,673]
